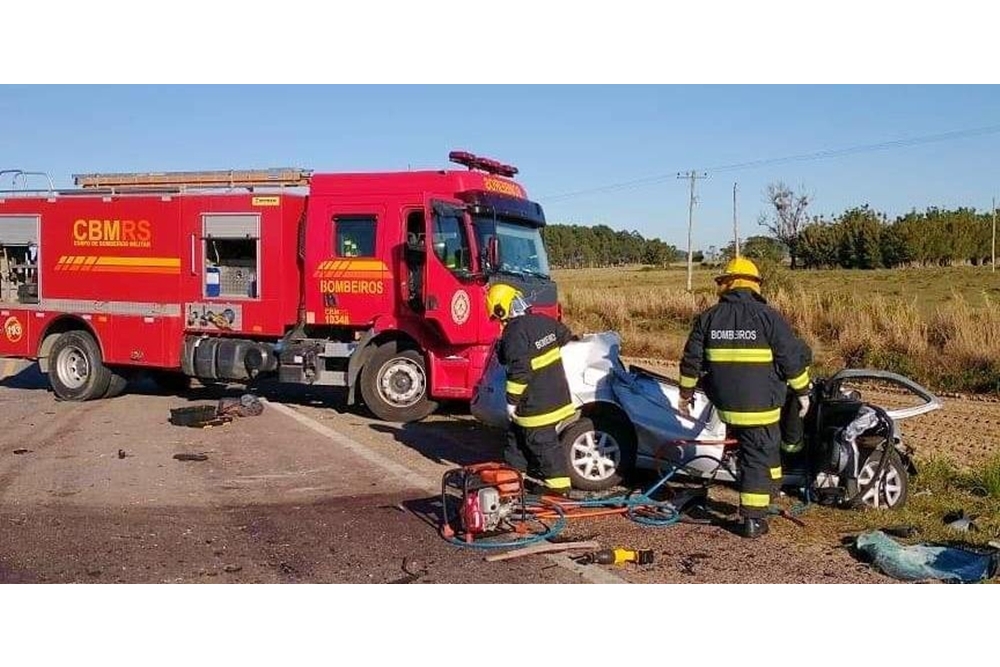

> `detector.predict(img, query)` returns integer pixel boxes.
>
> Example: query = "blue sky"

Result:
[2,85,999,251]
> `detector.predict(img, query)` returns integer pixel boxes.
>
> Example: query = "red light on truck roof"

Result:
[448,150,519,178]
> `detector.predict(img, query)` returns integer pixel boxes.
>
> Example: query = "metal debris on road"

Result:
[943,509,979,533]
[173,453,209,462]
[169,405,231,428]
[13,448,31,455]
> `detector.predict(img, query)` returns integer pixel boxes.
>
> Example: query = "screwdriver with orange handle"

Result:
[575,548,655,566]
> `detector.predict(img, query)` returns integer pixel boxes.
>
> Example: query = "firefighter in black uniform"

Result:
[487,283,576,495]
[678,258,812,538]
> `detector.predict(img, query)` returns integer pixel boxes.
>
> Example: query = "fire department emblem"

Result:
[4,316,23,343]
[451,290,471,325]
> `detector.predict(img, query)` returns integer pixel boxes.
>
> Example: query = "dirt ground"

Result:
[0,361,899,584]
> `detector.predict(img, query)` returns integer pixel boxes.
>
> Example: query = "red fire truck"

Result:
[0,153,558,422]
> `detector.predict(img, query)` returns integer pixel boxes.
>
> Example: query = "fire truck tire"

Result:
[102,368,130,399]
[48,330,113,401]
[359,343,438,422]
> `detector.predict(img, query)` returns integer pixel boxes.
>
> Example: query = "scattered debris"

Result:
[217,394,264,418]
[13,448,31,455]
[485,540,601,563]
[882,525,921,539]
[389,556,428,584]
[169,405,231,428]
[173,453,209,462]
[943,509,979,533]
[170,395,263,428]
[223,564,243,573]
[775,508,806,528]
[679,553,710,576]
[117,449,127,459]
[854,530,997,583]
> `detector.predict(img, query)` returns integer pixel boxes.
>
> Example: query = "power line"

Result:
[542,123,1000,202]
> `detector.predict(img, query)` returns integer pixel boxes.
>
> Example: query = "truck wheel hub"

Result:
[57,345,90,389]
[378,358,425,407]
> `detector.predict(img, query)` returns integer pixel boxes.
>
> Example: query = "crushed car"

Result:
[471,332,942,509]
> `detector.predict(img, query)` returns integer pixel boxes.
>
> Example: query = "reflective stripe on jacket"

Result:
[679,288,810,426]
[497,312,575,428]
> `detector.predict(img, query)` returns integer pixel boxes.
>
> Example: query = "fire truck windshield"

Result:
[473,218,551,279]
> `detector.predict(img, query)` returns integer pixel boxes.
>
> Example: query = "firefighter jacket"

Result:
[497,312,576,428]
[679,288,811,426]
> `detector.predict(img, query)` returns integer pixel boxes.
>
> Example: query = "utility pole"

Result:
[678,170,708,291]
[733,182,740,258]
[993,196,996,273]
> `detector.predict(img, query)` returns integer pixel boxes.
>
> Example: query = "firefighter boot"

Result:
[741,517,769,539]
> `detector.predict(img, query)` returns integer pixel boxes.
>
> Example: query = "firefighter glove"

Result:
[678,391,694,419]
[797,395,811,418]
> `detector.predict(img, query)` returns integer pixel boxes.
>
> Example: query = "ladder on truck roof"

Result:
[72,168,313,192]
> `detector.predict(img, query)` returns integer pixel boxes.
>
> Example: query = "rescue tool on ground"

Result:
[0,153,558,422]
[438,459,693,550]
[574,548,655,566]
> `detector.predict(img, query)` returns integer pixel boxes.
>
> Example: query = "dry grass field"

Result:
[556,264,1000,394]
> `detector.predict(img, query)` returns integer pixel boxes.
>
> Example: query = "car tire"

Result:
[360,342,438,422]
[856,449,909,509]
[48,330,112,401]
[560,415,637,491]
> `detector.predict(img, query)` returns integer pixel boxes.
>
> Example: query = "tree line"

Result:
[544,182,996,271]
[542,224,684,268]
[745,205,995,270]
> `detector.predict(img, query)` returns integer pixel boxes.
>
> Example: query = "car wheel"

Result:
[560,415,636,491]
[48,330,112,401]
[360,342,438,422]
[856,449,909,509]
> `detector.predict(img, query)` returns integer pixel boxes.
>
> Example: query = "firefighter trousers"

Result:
[732,423,782,519]
[780,388,805,453]
[504,424,571,489]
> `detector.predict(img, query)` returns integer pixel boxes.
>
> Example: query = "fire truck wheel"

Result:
[102,367,130,399]
[360,343,438,422]
[48,330,113,401]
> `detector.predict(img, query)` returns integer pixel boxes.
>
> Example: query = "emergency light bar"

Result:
[448,151,518,178]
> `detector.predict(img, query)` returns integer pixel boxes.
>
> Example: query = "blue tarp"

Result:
[855,530,998,583]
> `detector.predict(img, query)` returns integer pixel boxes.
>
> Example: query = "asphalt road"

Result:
[0,361,888,584]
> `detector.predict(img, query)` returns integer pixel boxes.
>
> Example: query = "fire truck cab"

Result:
[0,154,558,422]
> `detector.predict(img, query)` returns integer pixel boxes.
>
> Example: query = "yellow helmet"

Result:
[486,283,523,320]
[715,256,761,286]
